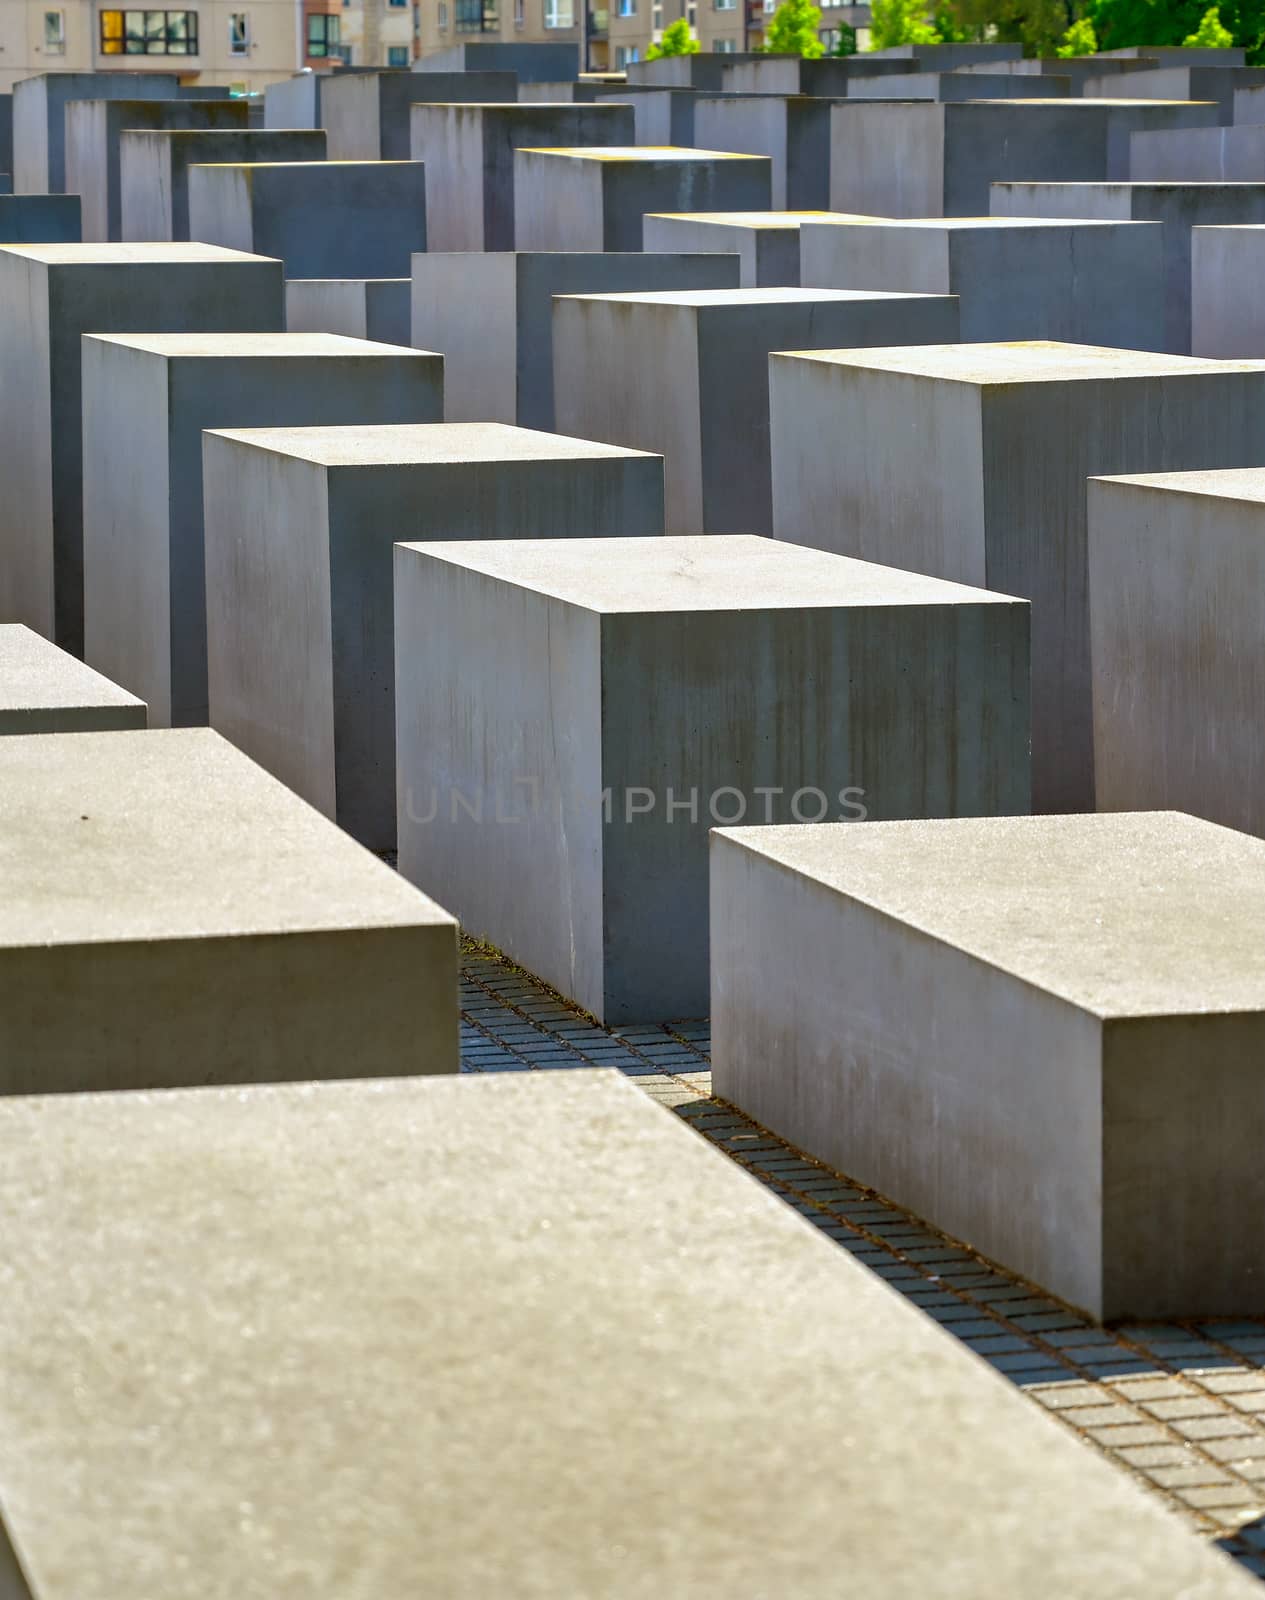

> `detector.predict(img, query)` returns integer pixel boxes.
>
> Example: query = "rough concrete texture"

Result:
[119,127,326,241]
[991,181,1265,355]
[396,534,1028,1023]
[12,71,178,192]
[1129,123,1265,181]
[410,102,634,250]
[64,98,247,243]
[553,287,959,535]
[830,100,1221,218]
[1088,469,1265,837]
[81,332,442,730]
[593,87,703,147]
[768,341,1265,812]
[1192,224,1265,356]
[323,69,515,159]
[414,40,579,79]
[869,40,1024,64]
[1085,64,1265,124]
[202,422,664,851]
[692,96,838,210]
[0,727,458,1092]
[719,55,912,93]
[799,215,1166,346]
[845,69,1072,99]
[0,242,285,656]
[262,69,395,130]
[514,145,774,251]
[411,249,740,428]
[188,160,427,278]
[0,623,145,734]
[643,210,868,288]
[711,812,1265,1321]
[0,195,79,244]
[286,277,412,345]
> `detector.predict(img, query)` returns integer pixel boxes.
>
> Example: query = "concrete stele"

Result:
[642,209,870,288]
[0,623,145,734]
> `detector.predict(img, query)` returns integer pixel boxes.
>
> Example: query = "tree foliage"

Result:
[645,17,699,56]
[831,19,858,51]
[763,0,827,55]
[1183,2,1234,42]
[934,0,1263,58]
[1056,14,1098,50]
[868,0,941,47]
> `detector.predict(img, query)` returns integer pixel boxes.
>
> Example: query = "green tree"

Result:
[831,20,858,51]
[645,17,699,55]
[1183,2,1234,41]
[763,0,827,53]
[868,0,941,47]
[938,0,1075,56]
[1056,14,1098,50]
[1086,0,1265,56]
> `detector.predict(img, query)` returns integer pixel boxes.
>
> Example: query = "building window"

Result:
[543,0,573,24]
[306,11,339,53]
[617,0,634,14]
[714,31,736,42]
[100,9,199,53]
[43,10,66,51]
[614,41,638,63]
[438,0,448,23]
[387,43,408,61]
[514,0,523,24]
[455,0,498,28]
[229,10,248,50]
[713,0,735,10]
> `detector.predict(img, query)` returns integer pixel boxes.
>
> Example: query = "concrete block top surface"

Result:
[716,811,1265,1019]
[398,534,1024,614]
[0,728,454,949]
[207,420,658,468]
[0,624,143,716]
[561,286,957,311]
[645,210,864,228]
[0,241,276,266]
[84,331,425,360]
[778,339,1264,385]
[812,215,1159,232]
[1093,465,1265,504]
[1,1070,1258,1599]
[517,143,769,162]
[189,158,419,171]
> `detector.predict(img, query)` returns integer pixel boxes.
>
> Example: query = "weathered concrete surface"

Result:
[1085,64,1265,123]
[1129,123,1265,180]
[0,727,458,1092]
[0,93,11,179]
[846,69,1071,99]
[119,127,326,241]
[287,277,412,345]
[323,69,515,158]
[553,287,959,535]
[263,69,395,130]
[831,100,1221,217]
[410,102,634,251]
[591,87,702,146]
[415,40,578,80]
[514,145,774,250]
[643,210,854,287]
[82,332,442,730]
[411,249,740,428]
[711,811,1265,1322]
[13,71,178,192]
[800,215,1166,346]
[1088,469,1265,836]
[692,96,838,210]
[721,55,927,94]
[992,180,1265,355]
[1192,223,1265,355]
[0,623,145,734]
[64,98,247,243]
[396,534,1028,1023]
[769,341,1265,812]
[868,40,1023,65]
[0,242,285,657]
[188,160,426,278]
[203,422,664,851]
[0,194,79,243]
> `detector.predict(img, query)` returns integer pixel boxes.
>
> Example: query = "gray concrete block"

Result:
[82,332,442,731]
[721,55,915,94]
[1192,223,1265,355]
[396,535,1029,1023]
[692,95,838,210]
[1086,64,1265,124]
[0,727,457,1091]
[1088,468,1265,835]
[514,145,773,250]
[869,41,1024,65]
[13,71,179,193]
[991,180,1265,354]
[1097,43,1245,63]
[188,160,426,278]
[769,342,1265,812]
[287,277,412,345]
[643,210,851,286]
[411,249,740,428]
[323,69,516,159]
[203,422,664,851]
[554,287,959,536]
[415,40,577,80]
[517,79,608,102]
[410,102,634,251]
[1234,81,1265,123]
[0,242,285,657]
[591,86,701,145]
[0,93,11,179]
[830,99,1221,217]
[799,216,1165,346]
[64,97,247,243]
[0,622,145,733]
[0,194,79,243]
[845,70,1071,99]
[1129,123,1265,179]
[711,811,1265,1321]
[625,54,752,90]
[119,128,326,241]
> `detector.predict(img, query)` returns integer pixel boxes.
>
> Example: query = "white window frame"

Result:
[228,11,249,52]
[543,0,574,27]
[43,9,66,51]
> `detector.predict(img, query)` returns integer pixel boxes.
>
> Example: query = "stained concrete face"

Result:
[1192,223,1265,356]
[553,287,960,536]
[830,100,1221,218]
[799,216,1166,346]
[82,332,442,731]
[0,623,145,734]
[0,194,79,243]
[0,727,458,1091]
[643,211,850,287]
[396,535,1028,1024]
[323,69,516,159]
[845,70,1072,99]
[1085,64,1265,123]
[0,93,11,179]
[692,97,836,211]
[411,249,741,428]
[410,103,635,251]
[991,181,1265,355]
[592,88,702,146]
[202,422,665,852]
[711,812,1265,1321]
[869,41,1023,65]
[769,341,1265,812]
[188,160,427,279]
[64,98,248,243]
[514,145,774,251]
[12,71,179,192]
[287,277,412,345]
[1129,124,1265,181]
[720,55,914,94]
[0,243,285,657]
[119,127,326,241]
[414,40,578,80]
[1088,469,1265,837]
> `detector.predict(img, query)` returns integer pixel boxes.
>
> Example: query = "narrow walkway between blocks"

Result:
[461,938,1265,1582]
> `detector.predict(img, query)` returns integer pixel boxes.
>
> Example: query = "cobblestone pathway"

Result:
[461,940,1265,1581]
